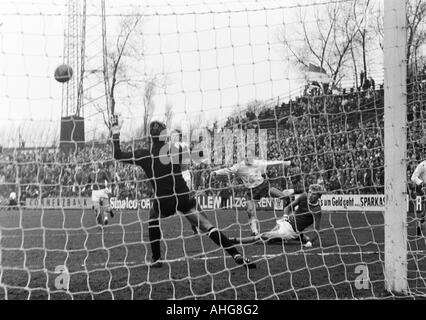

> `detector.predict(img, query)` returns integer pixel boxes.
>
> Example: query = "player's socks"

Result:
[191,224,199,234]
[233,254,256,269]
[207,227,239,257]
[249,219,260,236]
[149,219,162,262]
[418,219,425,236]
[96,211,103,225]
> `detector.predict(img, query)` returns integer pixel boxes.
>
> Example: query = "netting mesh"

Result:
[0,0,426,300]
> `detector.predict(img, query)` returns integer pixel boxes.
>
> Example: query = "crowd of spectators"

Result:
[1,83,426,204]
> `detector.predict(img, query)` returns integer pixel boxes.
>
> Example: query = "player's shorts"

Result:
[182,170,192,191]
[261,218,298,241]
[246,180,270,201]
[92,189,110,205]
[154,194,197,218]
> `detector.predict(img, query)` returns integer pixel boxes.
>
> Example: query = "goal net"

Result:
[0,0,425,300]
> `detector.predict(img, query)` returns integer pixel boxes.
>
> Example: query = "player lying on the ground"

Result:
[411,160,426,236]
[210,157,296,236]
[111,116,256,269]
[229,184,325,247]
[84,163,114,226]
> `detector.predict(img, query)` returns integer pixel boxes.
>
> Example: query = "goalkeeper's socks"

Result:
[207,227,239,257]
[148,219,162,262]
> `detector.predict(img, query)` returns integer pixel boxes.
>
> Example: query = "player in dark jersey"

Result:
[111,117,256,269]
[84,163,113,226]
[230,184,324,247]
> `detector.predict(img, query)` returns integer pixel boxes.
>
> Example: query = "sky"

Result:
[0,0,384,148]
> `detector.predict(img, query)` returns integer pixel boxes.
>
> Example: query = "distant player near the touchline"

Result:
[84,163,114,226]
[229,184,325,247]
[111,116,256,269]
[410,160,426,236]
[210,156,297,236]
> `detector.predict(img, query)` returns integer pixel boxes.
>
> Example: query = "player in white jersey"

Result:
[210,157,296,236]
[84,163,113,226]
[411,160,426,236]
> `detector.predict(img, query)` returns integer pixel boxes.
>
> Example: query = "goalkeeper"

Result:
[230,184,325,247]
[210,156,297,236]
[411,160,426,236]
[111,116,256,269]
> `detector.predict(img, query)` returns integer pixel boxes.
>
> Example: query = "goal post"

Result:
[384,0,408,294]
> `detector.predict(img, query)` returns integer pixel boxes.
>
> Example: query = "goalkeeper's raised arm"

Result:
[110,116,150,166]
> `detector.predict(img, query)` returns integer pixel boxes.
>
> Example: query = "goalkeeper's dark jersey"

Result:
[112,134,189,197]
[289,193,321,232]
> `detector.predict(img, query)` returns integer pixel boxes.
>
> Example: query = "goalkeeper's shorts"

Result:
[154,194,197,218]
[261,219,298,241]
[92,189,110,205]
[246,180,270,201]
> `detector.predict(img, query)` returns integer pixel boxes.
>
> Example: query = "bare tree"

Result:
[142,79,156,136]
[350,0,378,88]
[96,11,169,138]
[188,112,205,143]
[94,12,144,131]
[107,14,144,118]
[133,76,169,138]
[279,1,365,87]
[163,103,174,129]
[407,0,426,74]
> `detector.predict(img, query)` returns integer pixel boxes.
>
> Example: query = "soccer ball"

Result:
[54,64,73,83]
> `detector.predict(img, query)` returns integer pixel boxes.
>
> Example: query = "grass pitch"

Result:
[0,206,425,300]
